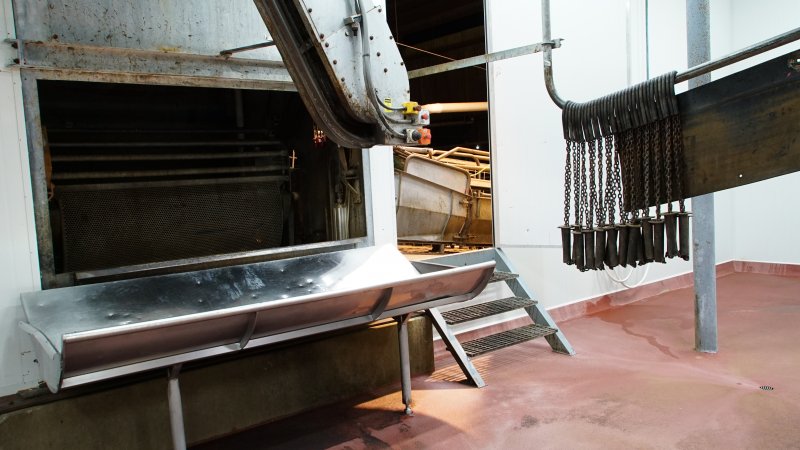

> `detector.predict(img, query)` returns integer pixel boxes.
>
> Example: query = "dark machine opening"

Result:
[36,80,366,285]
[386,0,493,250]
[387,0,488,149]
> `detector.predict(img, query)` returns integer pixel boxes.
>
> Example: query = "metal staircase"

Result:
[424,249,574,388]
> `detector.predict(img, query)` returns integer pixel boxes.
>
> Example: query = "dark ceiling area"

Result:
[386,0,489,150]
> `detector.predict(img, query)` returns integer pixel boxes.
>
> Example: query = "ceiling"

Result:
[386,0,489,149]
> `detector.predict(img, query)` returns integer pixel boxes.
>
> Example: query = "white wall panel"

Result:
[483,0,762,310]
[0,0,41,396]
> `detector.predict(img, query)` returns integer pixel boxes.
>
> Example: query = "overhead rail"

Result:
[540,0,800,109]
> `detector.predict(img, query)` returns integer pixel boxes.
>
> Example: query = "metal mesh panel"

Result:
[58,182,284,272]
[462,324,558,357]
[441,297,536,325]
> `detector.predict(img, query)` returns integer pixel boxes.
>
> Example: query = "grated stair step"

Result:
[441,296,536,325]
[489,271,518,283]
[461,324,558,357]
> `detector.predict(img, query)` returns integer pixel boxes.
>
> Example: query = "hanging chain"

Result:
[588,140,597,229]
[670,115,686,213]
[653,119,663,218]
[632,127,643,220]
[642,121,653,218]
[558,72,688,268]
[563,140,572,226]
[596,138,605,226]
[664,114,674,213]
[572,141,580,226]
[613,136,625,224]
[579,142,588,229]
[604,136,615,225]
[624,130,636,221]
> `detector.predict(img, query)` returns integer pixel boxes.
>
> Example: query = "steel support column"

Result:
[395,315,413,415]
[686,0,718,353]
[167,364,187,450]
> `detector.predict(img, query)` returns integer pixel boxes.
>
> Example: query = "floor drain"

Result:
[760,385,774,391]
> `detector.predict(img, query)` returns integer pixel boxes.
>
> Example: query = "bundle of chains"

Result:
[559,71,691,272]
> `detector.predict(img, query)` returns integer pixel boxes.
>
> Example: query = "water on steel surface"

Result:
[21,245,419,351]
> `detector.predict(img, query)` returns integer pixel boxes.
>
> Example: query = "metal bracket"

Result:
[344,14,362,36]
[4,38,22,67]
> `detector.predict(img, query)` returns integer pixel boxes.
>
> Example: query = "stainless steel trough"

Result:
[19,244,494,448]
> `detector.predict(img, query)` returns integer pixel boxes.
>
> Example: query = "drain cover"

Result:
[759,385,774,391]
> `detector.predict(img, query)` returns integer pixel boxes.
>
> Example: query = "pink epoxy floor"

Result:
[195,272,800,449]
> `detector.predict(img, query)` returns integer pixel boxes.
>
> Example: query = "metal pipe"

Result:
[50,140,281,148]
[219,40,276,56]
[687,0,718,354]
[675,26,800,83]
[450,146,491,156]
[396,315,413,415]
[51,151,285,162]
[51,165,285,180]
[541,0,566,108]
[55,175,289,193]
[48,128,274,134]
[397,146,489,159]
[167,365,186,450]
[407,42,551,79]
[421,102,488,114]
[538,0,800,109]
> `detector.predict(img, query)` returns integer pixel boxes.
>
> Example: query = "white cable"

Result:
[355,0,406,138]
[604,263,651,289]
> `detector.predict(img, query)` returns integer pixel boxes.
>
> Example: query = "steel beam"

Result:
[12,40,294,92]
[678,49,800,198]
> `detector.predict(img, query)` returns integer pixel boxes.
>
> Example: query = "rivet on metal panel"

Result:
[377,52,381,57]
[384,68,388,73]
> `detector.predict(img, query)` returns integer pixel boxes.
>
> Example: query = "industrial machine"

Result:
[10,1,800,449]
[256,0,432,148]
[10,2,478,449]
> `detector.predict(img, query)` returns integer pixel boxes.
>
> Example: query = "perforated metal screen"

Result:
[58,181,285,273]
